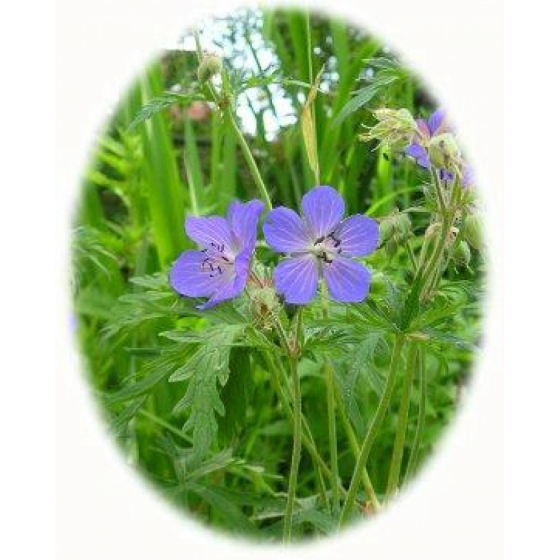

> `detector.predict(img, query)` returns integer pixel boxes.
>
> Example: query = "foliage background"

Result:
[72,7,483,541]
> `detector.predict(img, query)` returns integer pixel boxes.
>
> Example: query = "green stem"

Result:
[263,351,330,508]
[418,214,452,301]
[194,28,273,211]
[404,349,427,484]
[283,309,303,543]
[333,386,381,512]
[225,108,273,211]
[385,343,418,499]
[339,335,404,527]
[431,168,447,215]
[324,360,340,511]
[305,13,314,84]
[321,287,340,511]
[405,239,418,273]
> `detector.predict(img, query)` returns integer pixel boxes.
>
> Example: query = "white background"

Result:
[5,0,558,558]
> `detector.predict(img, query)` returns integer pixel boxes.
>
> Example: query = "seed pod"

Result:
[451,240,471,267]
[197,54,222,83]
[463,213,483,251]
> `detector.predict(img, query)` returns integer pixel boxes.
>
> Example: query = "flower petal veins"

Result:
[405,143,430,168]
[170,200,263,308]
[323,256,371,303]
[198,246,254,309]
[228,199,265,248]
[302,186,345,239]
[336,214,380,257]
[186,216,235,255]
[427,108,446,136]
[274,254,319,304]
[169,250,232,298]
[263,207,311,253]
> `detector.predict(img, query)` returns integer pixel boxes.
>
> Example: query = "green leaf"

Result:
[187,482,258,535]
[105,366,172,403]
[300,67,324,182]
[171,325,245,463]
[127,91,202,131]
[109,396,147,433]
[219,347,254,439]
[296,509,338,534]
[332,72,398,126]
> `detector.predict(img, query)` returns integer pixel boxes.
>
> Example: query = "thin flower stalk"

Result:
[339,335,405,526]
[404,349,427,484]
[263,351,330,508]
[333,385,381,511]
[283,309,304,543]
[386,343,418,499]
[321,287,340,511]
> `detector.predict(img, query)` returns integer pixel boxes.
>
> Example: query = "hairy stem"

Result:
[194,28,273,211]
[283,309,303,543]
[324,360,340,511]
[418,214,452,301]
[386,343,418,498]
[321,287,340,511]
[404,349,427,484]
[225,109,273,211]
[339,335,404,527]
[263,351,330,508]
[333,385,381,512]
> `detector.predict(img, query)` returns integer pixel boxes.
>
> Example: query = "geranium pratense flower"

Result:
[263,186,379,304]
[170,200,264,309]
[405,108,473,186]
[404,108,449,168]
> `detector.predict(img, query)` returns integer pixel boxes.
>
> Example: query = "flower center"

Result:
[200,242,235,278]
[310,232,342,263]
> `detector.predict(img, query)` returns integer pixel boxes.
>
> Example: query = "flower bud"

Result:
[359,108,417,150]
[379,218,395,243]
[385,238,399,258]
[248,284,280,329]
[463,213,483,251]
[451,240,471,267]
[428,132,462,170]
[197,54,222,83]
[425,222,442,240]
[394,212,412,237]
[379,211,412,246]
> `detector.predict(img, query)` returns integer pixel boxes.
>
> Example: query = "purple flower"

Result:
[404,108,473,187]
[170,200,264,309]
[263,186,379,305]
[404,108,448,170]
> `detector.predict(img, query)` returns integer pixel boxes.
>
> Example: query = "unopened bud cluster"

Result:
[380,210,412,257]
[359,108,417,150]
[198,53,223,83]
[248,283,280,330]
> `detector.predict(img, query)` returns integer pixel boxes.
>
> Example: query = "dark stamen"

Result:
[209,265,223,278]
